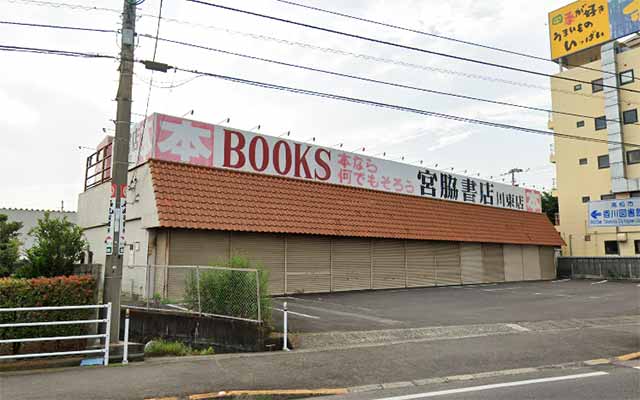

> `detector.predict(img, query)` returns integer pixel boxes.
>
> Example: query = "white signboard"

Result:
[130,113,542,213]
[588,198,640,227]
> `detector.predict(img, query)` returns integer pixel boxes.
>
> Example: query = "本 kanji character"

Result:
[338,153,351,168]
[339,169,352,184]
[366,159,378,173]
[353,156,364,171]
[461,178,477,202]
[440,173,459,200]
[405,180,415,194]
[480,182,494,205]
[368,174,379,188]
[417,169,437,197]
[381,176,392,190]
[354,172,365,186]
[393,178,403,192]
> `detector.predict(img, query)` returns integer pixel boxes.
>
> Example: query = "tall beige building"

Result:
[550,38,640,256]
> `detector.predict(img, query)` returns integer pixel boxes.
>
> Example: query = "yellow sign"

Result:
[549,0,611,60]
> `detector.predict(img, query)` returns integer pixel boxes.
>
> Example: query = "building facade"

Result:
[78,114,562,296]
[550,37,640,256]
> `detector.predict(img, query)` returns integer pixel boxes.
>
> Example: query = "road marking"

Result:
[280,302,400,325]
[552,279,570,283]
[373,371,609,400]
[592,280,608,285]
[505,323,531,332]
[616,351,640,361]
[634,367,640,370]
[274,308,320,320]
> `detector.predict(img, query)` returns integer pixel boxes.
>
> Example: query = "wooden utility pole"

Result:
[103,0,136,343]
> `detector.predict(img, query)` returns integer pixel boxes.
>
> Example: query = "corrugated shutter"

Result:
[539,246,556,280]
[460,243,483,284]
[503,244,524,282]
[231,232,285,295]
[168,229,230,265]
[523,245,542,280]
[482,244,505,283]
[435,242,461,286]
[286,235,331,294]
[372,239,405,289]
[332,238,372,292]
[406,240,436,287]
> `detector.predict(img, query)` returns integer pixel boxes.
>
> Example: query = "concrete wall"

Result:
[0,208,76,253]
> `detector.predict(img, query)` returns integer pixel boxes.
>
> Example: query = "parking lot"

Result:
[271,280,640,333]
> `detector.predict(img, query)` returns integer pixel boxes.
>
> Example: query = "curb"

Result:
[616,352,640,361]
[146,388,348,400]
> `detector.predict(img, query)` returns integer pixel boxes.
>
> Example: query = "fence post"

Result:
[123,308,129,365]
[104,302,112,366]
[256,270,261,323]
[599,262,603,278]
[283,301,289,351]
[196,265,202,315]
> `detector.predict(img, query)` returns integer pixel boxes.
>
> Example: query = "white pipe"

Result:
[0,304,108,312]
[0,319,107,328]
[104,302,111,366]
[123,309,130,364]
[283,301,289,351]
[0,334,106,344]
[0,349,104,360]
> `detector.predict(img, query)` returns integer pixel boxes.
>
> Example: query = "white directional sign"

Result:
[588,198,640,227]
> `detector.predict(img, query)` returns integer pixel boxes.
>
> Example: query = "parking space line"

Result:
[282,302,400,324]
[505,323,531,332]
[273,308,320,320]
[373,371,609,400]
[592,280,608,285]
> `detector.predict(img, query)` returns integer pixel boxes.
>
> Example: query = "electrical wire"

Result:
[186,0,640,94]
[143,33,640,127]
[273,0,639,83]
[2,0,122,13]
[0,20,117,33]
[0,44,116,59]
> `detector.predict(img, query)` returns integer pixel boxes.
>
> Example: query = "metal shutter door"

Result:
[231,232,285,295]
[286,235,331,294]
[503,245,524,282]
[406,240,436,287]
[435,242,461,286]
[332,238,371,292]
[460,243,483,284]
[372,239,406,289]
[523,245,542,280]
[482,244,505,283]
[539,246,556,280]
[168,230,230,265]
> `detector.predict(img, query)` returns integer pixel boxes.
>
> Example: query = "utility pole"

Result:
[103,0,136,343]
[506,168,524,186]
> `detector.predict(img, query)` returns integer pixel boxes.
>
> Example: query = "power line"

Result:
[2,0,122,13]
[0,43,116,59]
[168,63,640,149]
[273,0,637,83]
[186,0,640,95]
[144,33,639,127]
[0,19,117,33]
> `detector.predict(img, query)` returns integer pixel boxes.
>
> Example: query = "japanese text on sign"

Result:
[588,198,640,227]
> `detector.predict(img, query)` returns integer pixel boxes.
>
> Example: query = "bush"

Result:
[184,255,271,325]
[0,275,96,354]
[144,339,214,357]
[0,214,22,277]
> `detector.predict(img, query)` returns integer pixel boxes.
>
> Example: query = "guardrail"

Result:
[0,303,112,366]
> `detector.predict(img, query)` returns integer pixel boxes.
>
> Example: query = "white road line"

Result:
[373,371,609,400]
[273,308,320,320]
[592,280,608,285]
[552,279,570,283]
[634,366,640,370]
[505,323,531,332]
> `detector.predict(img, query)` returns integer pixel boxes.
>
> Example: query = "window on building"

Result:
[598,154,610,169]
[635,240,640,254]
[623,109,638,124]
[579,157,588,165]
[601,194,615,200]
[595,116,607,130]
[574,83,582,91]
[627,149,640,164]
[604,240,619,255]
[619,69,634,86]
[592,78,604,93]
[581,196,590,203]
[577,120,585,128]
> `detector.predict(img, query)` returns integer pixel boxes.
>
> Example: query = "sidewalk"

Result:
[1,321,637,400]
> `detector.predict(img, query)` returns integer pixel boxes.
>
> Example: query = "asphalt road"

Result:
[316,365,640,400]
[272,280,639,333]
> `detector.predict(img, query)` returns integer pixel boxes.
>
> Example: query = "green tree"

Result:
[18,212,86,278]
[541,191,559,225]
[0,214,22,277]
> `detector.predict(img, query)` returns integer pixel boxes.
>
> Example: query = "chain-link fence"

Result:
[557,257,640,280]
[120,265,268,323]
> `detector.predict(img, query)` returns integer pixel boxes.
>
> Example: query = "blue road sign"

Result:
[588,198,640,227]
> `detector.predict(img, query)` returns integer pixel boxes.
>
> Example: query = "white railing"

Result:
[0,303,112,366]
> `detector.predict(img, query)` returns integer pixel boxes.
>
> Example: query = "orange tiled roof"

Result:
[149,160,563,247]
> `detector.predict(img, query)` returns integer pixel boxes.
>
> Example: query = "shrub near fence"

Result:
[0,275,96,355]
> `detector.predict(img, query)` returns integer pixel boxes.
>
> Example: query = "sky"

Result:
[0,0,572,211]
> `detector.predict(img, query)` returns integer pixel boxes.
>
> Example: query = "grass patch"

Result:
[144,339,214,357]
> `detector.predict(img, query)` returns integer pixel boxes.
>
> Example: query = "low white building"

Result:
[0,208,77,253]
